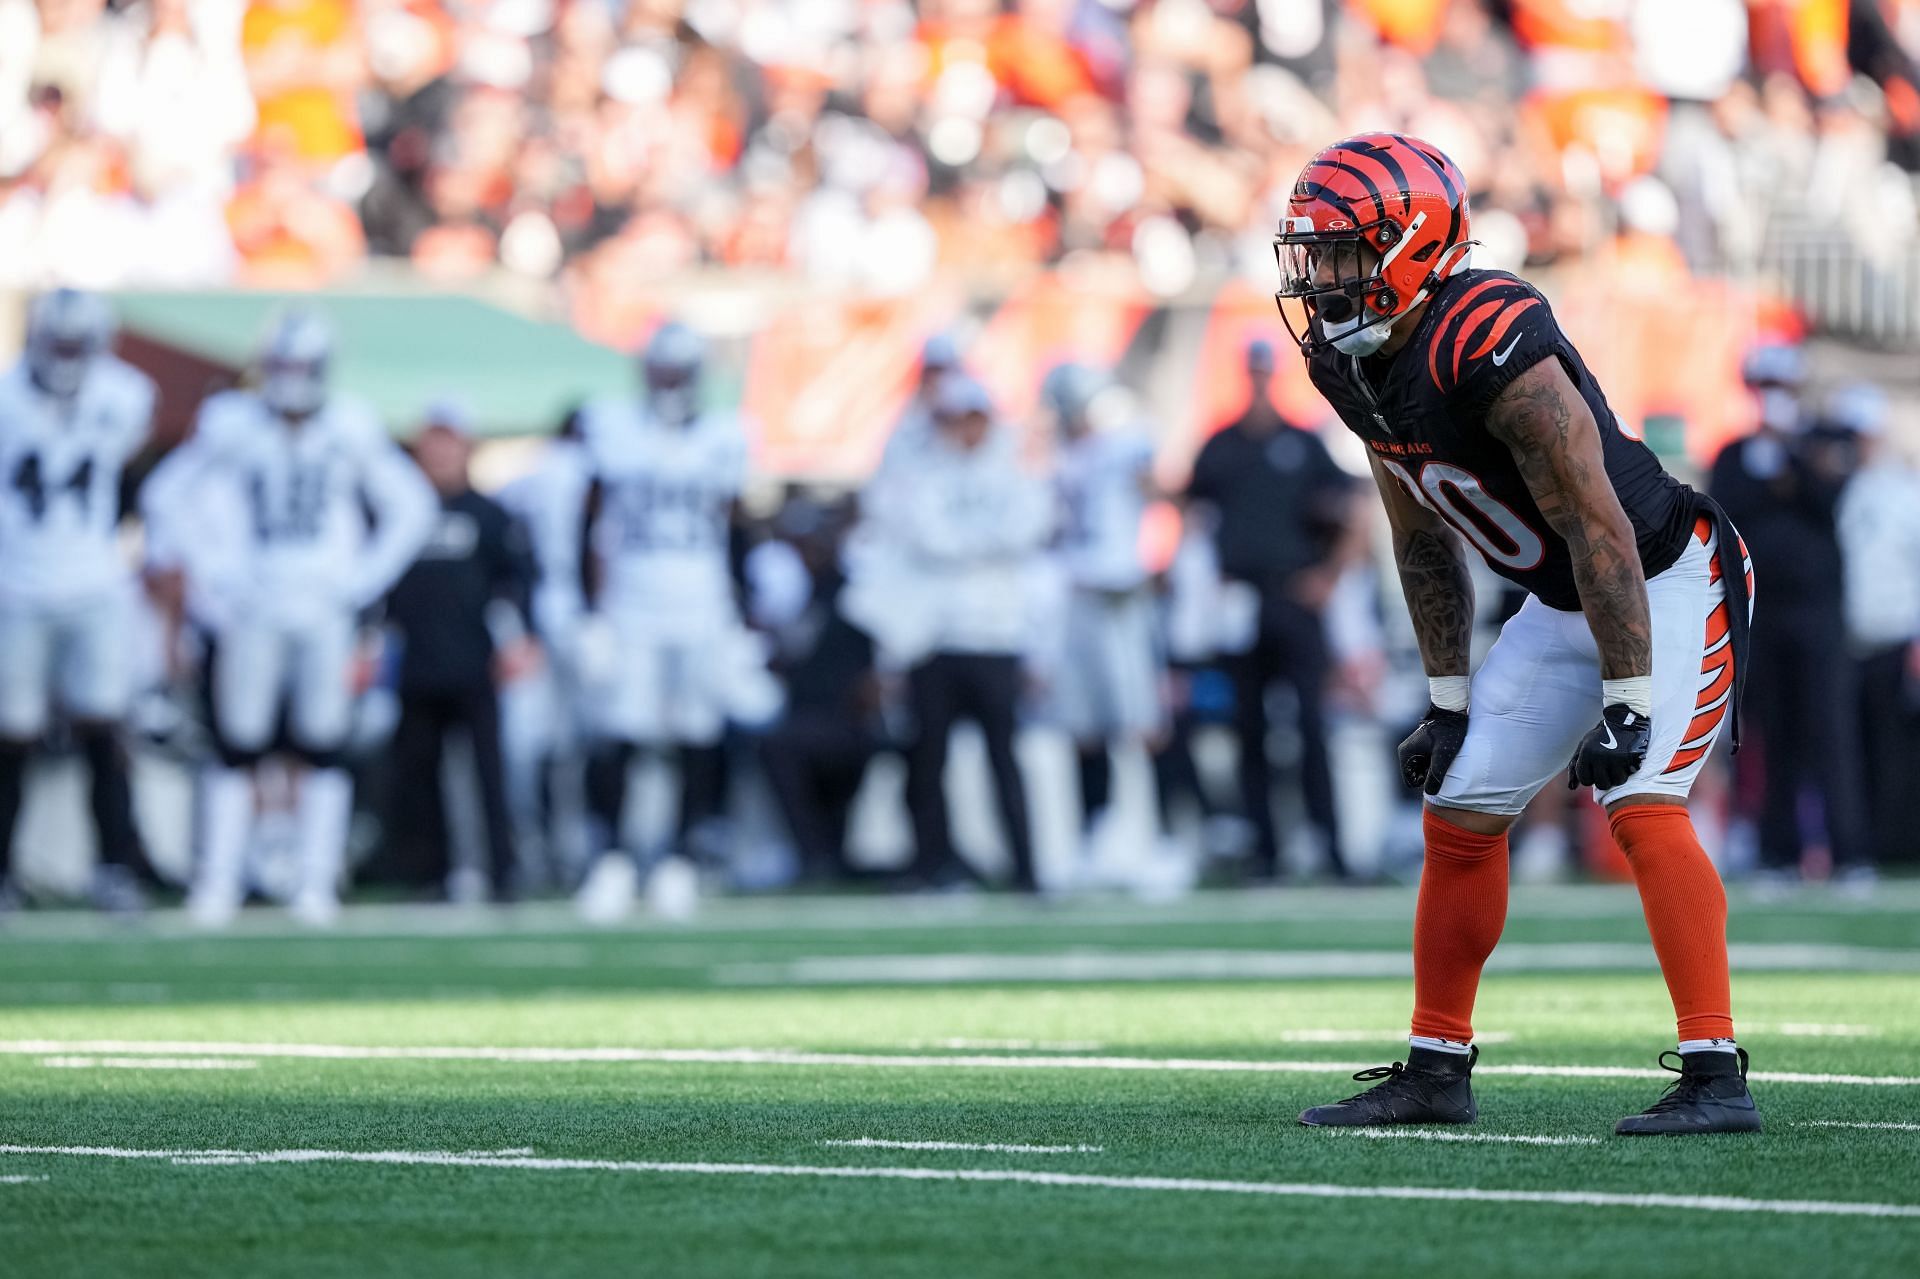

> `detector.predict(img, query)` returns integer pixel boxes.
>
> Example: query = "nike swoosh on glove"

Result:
[1398,705,1470,796]
[1568,703,1653,790]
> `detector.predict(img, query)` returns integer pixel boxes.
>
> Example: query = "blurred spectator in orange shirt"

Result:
[242,0,366,165]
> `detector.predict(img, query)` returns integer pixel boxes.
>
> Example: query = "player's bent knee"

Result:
[1424,802,1515,838]
[0,711,46,744]
[213,714,275,762]
[1602,790,1687,817]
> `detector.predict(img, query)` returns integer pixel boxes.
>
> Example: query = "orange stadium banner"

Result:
[744,291,963,479]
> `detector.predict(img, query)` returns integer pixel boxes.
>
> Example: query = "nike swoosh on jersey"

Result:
[1490,334,1524,366]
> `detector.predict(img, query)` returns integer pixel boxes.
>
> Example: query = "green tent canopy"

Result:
[113,289,635,438]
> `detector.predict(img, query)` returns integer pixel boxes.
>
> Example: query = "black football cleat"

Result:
[1615,1048,1763,1136]
[1299,1046,1478,1127]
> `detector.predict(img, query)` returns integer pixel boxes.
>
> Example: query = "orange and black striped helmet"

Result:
[1273,133,1474,355]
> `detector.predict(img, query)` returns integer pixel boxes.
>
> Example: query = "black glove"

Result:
[1398,705,1470,796]
[1568,703,1653,790]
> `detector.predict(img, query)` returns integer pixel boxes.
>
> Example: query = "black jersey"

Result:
[1307,268,1698,612]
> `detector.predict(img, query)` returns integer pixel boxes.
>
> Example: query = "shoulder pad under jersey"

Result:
[1421,271,1559,411]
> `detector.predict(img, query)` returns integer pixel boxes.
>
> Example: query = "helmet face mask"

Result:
[1273,223,1404,357]
[641,321,706,428]
[644,360,699,427]
[30,335,97,400]
[261,354,329,419]
[1041,362,1105,438]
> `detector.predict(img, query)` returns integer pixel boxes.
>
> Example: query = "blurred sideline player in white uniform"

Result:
[889,375,1051,891]
[841,333,967,663]
[572,321,774,922]
[1039,362,1169,875]
[0,290,157,912]
[143,311,436,927]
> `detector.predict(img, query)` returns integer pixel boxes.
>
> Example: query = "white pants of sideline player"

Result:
[0,589,134,737]
[191,611,359,929]
[1050,585,1167,742]
[210,612,357,755]
[581,609,781,747]
[1435,519,1751,815]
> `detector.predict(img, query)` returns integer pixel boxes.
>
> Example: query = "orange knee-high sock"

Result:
[1410,808,1510,1043]
[1609,804,1734,1042]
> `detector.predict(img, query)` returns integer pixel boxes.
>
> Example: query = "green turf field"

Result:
[2,883,1918,1278]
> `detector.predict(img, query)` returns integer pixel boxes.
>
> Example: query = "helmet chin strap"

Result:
[1327,314,1394,356]
[1325,284,1433,356]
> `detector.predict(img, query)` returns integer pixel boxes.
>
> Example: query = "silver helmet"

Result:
[258,308,334,420]
[25,288,114,400]
[642,321,706,428]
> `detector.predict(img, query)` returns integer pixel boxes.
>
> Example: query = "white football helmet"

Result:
[259,308,334,420]
[1041,361,1107,437]
[25,288,115,400]
[641,320,706,428]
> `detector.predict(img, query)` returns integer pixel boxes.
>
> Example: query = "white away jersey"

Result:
[1055,425,1155,592]
[580,398,746,617]
[144,390,435,625]
[0,356,155,604]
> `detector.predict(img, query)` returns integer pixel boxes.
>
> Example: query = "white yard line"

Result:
[1,1144,1916,1220]
[821,1139,1103,1154]
[1768,1024,1881,1038]
[715,943,1920,986]
[1340,1131,1602,1147]
[0,1175,48,1184]
[39,1056,259,1071]
[1801,1121,1920,1132]
[3,1040,1918,1087]
[908,1039,1107,1052]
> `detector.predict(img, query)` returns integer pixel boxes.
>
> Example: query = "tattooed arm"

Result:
[1485,359,1652,679]
[1368,453,1474,678]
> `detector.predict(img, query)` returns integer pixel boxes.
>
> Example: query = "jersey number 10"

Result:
[1377,458,1545,571]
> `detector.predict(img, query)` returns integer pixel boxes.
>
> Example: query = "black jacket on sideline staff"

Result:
[387,489,534,693]
[1707,432,1845,618]
[1186,411,1353,588]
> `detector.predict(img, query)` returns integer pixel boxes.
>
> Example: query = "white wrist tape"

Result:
[1428,675,1471,713]
[1602,676,1653,717]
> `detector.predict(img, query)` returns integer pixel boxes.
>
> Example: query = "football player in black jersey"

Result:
[1275,133,1761,1136]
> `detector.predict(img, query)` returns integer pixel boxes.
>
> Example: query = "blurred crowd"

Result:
[5,0,1920,307]
[5,0,1920,923]
[1,288,1914,925]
